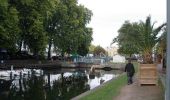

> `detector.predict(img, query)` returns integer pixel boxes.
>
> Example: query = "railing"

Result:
[74,57,110,65]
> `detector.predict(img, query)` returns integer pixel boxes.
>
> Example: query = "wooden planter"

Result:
[138,64,158,85]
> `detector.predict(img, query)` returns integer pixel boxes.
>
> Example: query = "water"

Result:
[0,68,122,100]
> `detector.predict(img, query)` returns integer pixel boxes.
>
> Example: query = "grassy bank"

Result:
[80,62,139,100]
[80,74,127,100]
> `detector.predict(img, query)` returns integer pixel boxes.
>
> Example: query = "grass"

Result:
[80,62,139,100]
[80,74,127,100]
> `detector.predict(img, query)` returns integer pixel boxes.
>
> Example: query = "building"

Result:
[112,54,126,63]
[106,46,118,57]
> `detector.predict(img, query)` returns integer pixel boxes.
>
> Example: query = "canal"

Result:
[0,68,122,100]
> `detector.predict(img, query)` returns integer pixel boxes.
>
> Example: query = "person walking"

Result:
[125,59,135,85]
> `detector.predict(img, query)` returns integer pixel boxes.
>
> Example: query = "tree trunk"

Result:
[130,54,132,58]
[143,52,153,64]
[47,39,52,60]
[23,41,27,50]
[33,49,39,60]
[19,40,23,52]
[61,51,64,61]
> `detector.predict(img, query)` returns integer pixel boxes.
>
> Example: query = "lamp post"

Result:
[166,0,170,99]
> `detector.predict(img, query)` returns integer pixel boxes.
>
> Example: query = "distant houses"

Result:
[106,46,118,57]
[105,46,126,63]
[112,54,126,63]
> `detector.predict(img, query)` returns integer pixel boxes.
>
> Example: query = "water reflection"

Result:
[0,68,121,100]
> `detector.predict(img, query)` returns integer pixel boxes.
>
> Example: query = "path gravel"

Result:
[114,77,164,100]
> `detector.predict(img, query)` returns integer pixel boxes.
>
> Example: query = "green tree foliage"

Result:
[113,21,139,57]
[51,0,93,57]
[0,0,20,52]
[0,0,93,59]
[156,27,167,54]
[77,27,93,56]
[113,16,166,63]
[93,45,106,56]
[89,44,96,54]
[13,0,56,56]
[137,16,166,63]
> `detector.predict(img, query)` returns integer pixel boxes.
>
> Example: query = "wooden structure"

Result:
[138,64,158,85]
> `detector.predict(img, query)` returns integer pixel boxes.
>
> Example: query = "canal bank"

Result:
[0,60,92,70]
[71,62,139,100]
[0,60,125,70]
[71,62,164,100]
[71,73,127,100]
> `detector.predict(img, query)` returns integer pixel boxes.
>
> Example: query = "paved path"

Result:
[114,77,164,100]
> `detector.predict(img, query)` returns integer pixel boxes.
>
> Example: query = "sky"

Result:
[78,0,166,48]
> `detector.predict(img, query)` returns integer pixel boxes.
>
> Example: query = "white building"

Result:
[112,54,126,63]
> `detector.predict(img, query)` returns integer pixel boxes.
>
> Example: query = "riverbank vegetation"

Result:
[0,0,93,59]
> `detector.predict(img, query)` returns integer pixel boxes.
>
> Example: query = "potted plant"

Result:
[136,16,166,85]
[112,16,166,85]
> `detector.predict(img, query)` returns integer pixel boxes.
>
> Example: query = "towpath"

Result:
[113,76,164,100]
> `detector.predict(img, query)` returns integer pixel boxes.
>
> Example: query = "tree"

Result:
[26,19,47,58]
[156,27,167,54]
[136,16,166,63]
[13,0,57,57]
[118,43,139,57]
[52,0,93,57]
[0,0,93,59]
[112,21,140,57]
[88,44,96,54]
[43,0,59,59]
[0,0,20,52]
[93,45,106,56]
[155,27,167,63]
[77,27,93,56]
[113,16,166,63]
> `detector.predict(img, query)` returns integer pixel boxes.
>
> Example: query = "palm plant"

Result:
[137,16,166,63]
[156,27,167,54]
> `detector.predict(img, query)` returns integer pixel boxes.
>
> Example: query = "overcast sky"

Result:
[78,0,166,48]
